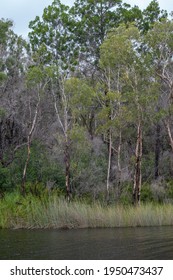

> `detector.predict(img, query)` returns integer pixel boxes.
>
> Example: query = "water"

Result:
[0,227,173,259]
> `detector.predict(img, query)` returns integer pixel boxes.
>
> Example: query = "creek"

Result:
[0,226,173,259]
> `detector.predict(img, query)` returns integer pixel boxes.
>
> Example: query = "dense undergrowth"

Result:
[1,192,173,229]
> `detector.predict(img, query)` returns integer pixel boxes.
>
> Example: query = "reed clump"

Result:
[0,193,173,229]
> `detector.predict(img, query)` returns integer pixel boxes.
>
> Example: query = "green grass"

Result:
[0,192,173,229]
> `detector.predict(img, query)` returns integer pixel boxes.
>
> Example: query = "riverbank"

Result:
[1,193,173,229]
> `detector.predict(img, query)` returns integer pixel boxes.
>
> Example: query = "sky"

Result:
[0,0,172,37]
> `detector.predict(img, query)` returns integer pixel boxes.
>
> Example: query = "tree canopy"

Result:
[1,1,173,205]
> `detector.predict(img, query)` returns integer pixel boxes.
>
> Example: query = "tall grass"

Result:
[1,192,173,229]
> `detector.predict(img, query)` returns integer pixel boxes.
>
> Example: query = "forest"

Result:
[1,0,173,228]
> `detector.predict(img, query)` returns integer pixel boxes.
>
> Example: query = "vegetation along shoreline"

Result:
[2,0,173,224]
[1,193,173,229]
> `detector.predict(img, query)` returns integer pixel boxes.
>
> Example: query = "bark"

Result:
[21,137,31,196]
[51,79,72,201]
[106,129,112,202]
[21,95,40,196]
[154,124,161,179]
[88,112,95,140]
[133,121,142,206]
[64,139,71,201]
[117,130,122,198]
[104,80,113,185]
[165,120,173,153]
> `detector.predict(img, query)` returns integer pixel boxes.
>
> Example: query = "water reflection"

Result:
[0,227,173,259]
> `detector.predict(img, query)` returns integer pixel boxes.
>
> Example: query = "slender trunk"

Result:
[63,81,71,201]
[117,130,122,198]
[21,95,40,196]
[64,139,71,201]
[105,83,113,182]
[0,121,5,167]
[21,137,31,196]
[88,112,95,140]
[51,80,72,201]
[106,130,112,202]
[133,121,142,205]
[154,124,161,179]
[165,120,173,152]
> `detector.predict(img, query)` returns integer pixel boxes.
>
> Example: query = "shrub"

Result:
[140,184,153,203]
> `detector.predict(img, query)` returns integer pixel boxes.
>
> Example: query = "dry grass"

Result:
[1,193,173,229]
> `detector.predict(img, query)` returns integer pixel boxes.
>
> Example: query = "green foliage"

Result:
[0,18,28,83]
[100,24,139,70]
[0,107,6,119]
[141,152,155,180]
[65,77,96,116]
[0,165,12,191]
[71,0,122,63]
[145,19,173,51]
[166,180,173,200]
[1,2,173,205]
[0,18,13,46]
[140,0,168,32]
[119,183,133,205]
[26,65,45,86]
[0,72,7,83]
[140,184,153,202]
[116,3,142,25]
[7,141,65,192]
[28,0,78,71]
[1,193,173,229]
[69,129,107,195]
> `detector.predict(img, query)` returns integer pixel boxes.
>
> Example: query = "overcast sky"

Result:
[0,0,172,37]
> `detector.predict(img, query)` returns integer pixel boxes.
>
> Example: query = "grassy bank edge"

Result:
[1,192,173,229]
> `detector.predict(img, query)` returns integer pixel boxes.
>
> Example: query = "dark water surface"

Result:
[0,227,173,259]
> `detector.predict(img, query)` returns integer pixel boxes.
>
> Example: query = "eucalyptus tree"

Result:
[0,19,12,87]
[20,62,50,195]
[124,54,157,205]
[139,0,167,33]
[70,0,167,75]
[0,19,28,171]
[28,0,79,199]
[70,0,122,73]
[65,77,97,139]
[0,18,28,91]
[99,25,137,199]
[28,0,78,72]
[43,69,97,199]
[145,20,173,155]
[64,77,98,190]
[99,24,157,204]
